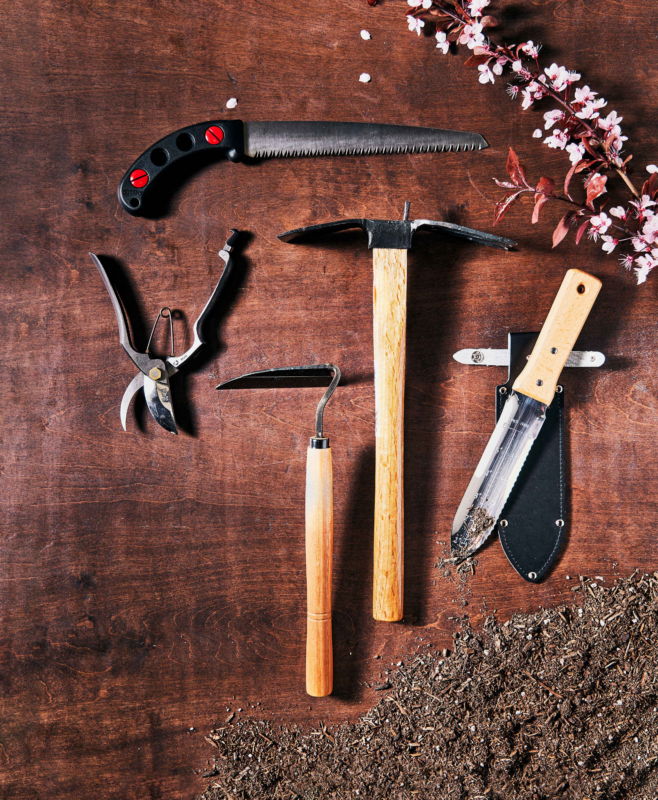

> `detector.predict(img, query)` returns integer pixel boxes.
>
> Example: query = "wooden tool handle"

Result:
[372,248,407,622]
[305,442,333,697]
[513,269,602,405]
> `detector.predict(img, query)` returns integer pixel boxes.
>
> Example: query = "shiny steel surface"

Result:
[451,391,547,558]
[453,348,606,367]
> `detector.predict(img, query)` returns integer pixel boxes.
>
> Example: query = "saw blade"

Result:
[143,374,178,435]
[120,372,145,431]
[243,121,488,159]
[451,391,547,558]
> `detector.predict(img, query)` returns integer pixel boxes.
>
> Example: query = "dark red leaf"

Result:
[575,159,596,174]
[506,148,528,188]
[575,218,591,244]
[582,136,601,160]
[480,15,498,27]
[535,177,555,195]
[366,0,377,6]
[642,172,658,201]
[564,162,580,200]
[585,173,607,208]
[552,211,576,248]
[453,3,469,20]
[464,53,492,67]
[494,191,524,225]
[493,179,520,189]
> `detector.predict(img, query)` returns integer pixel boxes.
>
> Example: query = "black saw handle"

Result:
[117,120,245,216]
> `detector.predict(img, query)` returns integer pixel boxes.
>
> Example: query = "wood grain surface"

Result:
[1,1,658,798]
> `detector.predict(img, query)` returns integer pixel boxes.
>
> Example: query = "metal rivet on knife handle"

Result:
[279,207,514,623]
[512,270,602,406]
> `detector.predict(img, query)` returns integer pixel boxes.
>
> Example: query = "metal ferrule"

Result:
[310,437,330,449]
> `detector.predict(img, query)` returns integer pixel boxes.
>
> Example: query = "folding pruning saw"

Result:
[89,229,239,434]
[116,120,489,216]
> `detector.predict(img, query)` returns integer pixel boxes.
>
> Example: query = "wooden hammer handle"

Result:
[372,248,406,622]
[305,443,333,696]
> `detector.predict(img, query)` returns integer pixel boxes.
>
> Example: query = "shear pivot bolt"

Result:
[149,367,162,380]
[205,125,224,145]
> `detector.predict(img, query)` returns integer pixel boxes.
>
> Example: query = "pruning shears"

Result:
[90,229,239,434]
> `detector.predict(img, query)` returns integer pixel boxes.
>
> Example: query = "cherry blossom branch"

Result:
[401,0,658,283]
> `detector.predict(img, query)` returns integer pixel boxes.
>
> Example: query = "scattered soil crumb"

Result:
[200,572,658,799]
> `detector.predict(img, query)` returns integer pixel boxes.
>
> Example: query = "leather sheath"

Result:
[495,332,565,583]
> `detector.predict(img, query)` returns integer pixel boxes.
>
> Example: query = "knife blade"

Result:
[451,269,602,559]
[117,120,488,215]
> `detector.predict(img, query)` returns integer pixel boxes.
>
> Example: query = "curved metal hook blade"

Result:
[120,372,145,431]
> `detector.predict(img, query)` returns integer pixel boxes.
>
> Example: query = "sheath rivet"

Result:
[149,367,162,380]
[551,347,558,354]
[499,386,507,395]
[499,519,508,528]
[556,385,563,393]
[536,379,544,386]
[556,519,564,527]
[472,350,484,363]
[528,571,537,580]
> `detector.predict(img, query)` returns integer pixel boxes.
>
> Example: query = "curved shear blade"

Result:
[143,375,178,435]
[120,372,145,431]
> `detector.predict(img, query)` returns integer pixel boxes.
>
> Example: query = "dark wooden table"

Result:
[2,1,657,797]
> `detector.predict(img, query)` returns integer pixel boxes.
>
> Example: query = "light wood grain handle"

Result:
[372,248,406,622]
[513,269,602,405]
[305,442,333,697]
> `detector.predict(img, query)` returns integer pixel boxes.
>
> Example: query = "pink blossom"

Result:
[642,214,658,245]
[506,84,519,100]
[493,58,505,75]
[543,109,563,130]
[511,60,523,72]
[407,15,425,35]
[532,129,543,138]
[598,110,623,131]
[619,254,635,270]
[544,129,569,150]
[601,235,618,254]
[521,80,546,110]
[574,85,597,104]
[566,142,585,165]
[609,206,627,219]
[459,22,485,49]
[543,63,580,92]
[468,0,490,15]
[575,97,607,120]
[589,211,612,239]
[630,195,657,217]
[435,30,449,54]
[407,0,431,6]
[647,165,658,174]
[478,64,495,84]
[521,40,540,58]
[632,236,648,252]
[635,254,656,284]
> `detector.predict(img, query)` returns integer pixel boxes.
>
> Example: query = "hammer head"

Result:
[279,214,515,251]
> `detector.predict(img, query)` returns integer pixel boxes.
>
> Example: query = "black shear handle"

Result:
[167,230,240,371]
[89,253,160,375]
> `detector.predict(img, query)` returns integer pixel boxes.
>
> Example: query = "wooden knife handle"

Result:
[372,248,406,622]
[513,269,602,405]
[305,441,333,697]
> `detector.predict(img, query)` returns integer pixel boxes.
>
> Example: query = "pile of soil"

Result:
[200,573,658,799]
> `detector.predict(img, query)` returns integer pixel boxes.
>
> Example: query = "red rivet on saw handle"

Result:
[129,169,149,188]
[205,125,224,145]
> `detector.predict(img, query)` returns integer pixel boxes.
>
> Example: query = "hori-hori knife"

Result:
[117,120,489,215]
[90,230,239,434]
[280,203,515,622]
[451,269,602,560]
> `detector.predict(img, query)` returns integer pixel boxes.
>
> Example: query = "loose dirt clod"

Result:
[200,573,658,799]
